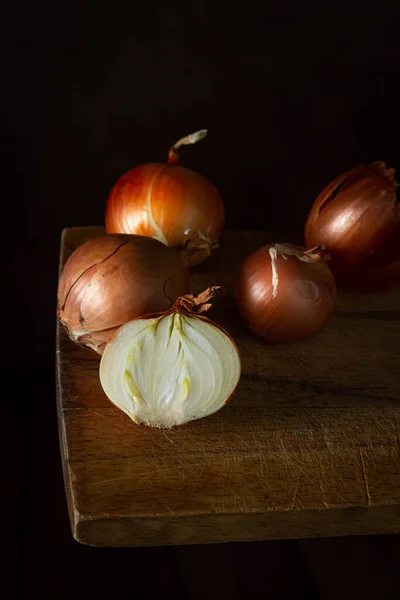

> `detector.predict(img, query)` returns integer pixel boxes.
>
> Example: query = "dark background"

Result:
[4,1,400,598]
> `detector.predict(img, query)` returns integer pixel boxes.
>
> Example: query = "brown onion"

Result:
[235,244,337,342]
[305,161,400,290]
[105,130,225,261]
[57,234,189,354]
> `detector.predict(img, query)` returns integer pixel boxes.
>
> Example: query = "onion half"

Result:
[100,288,241,428]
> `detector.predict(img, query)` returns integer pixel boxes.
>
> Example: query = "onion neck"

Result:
[167,129,208,165]
[179,228,219,268]
[269,244,331,298]
[173,286,221,315]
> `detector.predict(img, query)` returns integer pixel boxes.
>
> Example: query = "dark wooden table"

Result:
[56,227,400,547]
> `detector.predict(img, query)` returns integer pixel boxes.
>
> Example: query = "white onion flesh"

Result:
[100,312,241,428]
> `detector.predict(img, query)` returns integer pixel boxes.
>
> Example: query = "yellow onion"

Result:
[57,234,189,354]
[235,244,337,342]
[305,161,400,290]
[100,287,241,429]
[105,130,225,262]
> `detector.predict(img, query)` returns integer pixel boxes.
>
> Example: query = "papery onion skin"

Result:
[57,234,189,354]
[305,161,400,290]
[105,131,225,254]
[235,244,337,343]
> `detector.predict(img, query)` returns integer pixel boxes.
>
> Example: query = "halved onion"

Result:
[100,288,241,428]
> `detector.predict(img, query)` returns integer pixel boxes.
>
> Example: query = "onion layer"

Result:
[305,161,400,290]
[57,234,189,354]
[100,288,241,428]
[235,244,337,342]
[105,130,225,259]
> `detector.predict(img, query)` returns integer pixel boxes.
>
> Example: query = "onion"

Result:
[100,287,241,429]
[57,234,189,354]
[305,161,400,290]
[235,244,337,342]
[105,130,225,261]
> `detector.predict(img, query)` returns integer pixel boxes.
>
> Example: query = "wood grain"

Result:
[56,227,400,547]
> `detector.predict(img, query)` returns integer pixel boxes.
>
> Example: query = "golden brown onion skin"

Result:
[57,234,189,354]
[305,161,400,290]
[235,244,337,343]
[105,163,225,249]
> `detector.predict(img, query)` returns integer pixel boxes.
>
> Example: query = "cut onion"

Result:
[100,288,241,428]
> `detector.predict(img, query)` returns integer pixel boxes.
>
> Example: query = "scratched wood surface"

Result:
[56,227,400,547]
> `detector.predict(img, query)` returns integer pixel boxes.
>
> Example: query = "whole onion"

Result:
[57,234,189,354]
[235,244,337,343]
[105,130,225,260]
[305,161,400,290]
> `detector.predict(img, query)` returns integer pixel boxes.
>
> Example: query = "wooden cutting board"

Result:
[56,227,400,547]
